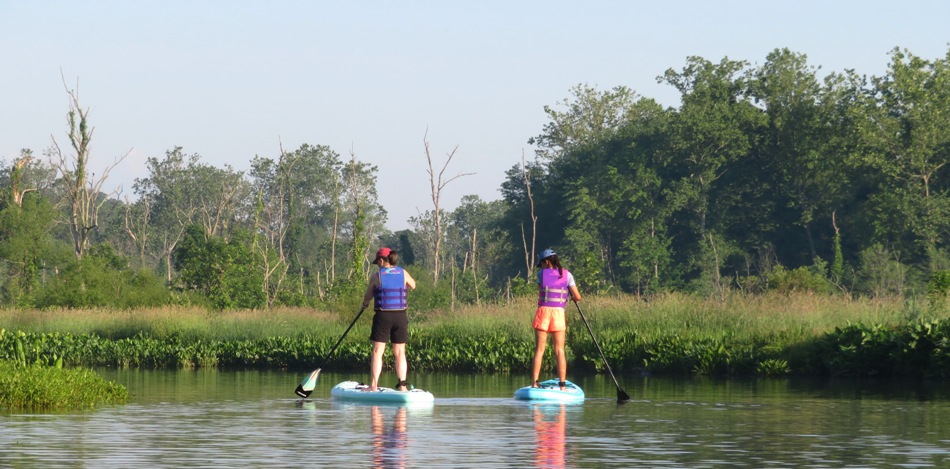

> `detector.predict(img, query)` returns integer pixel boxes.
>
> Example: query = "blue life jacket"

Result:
[374,267,408,311]
[538,268,570,308]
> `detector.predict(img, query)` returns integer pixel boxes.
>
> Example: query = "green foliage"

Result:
[927,270,950,310]
[831,231,845,286]
[3,294,950,379]
[928,271,950,296]
[2,46,950,311]
[33,244,174,309]
[756,359,790,376]
[174,226,266,310]
[855,244,910,297]
[803,320,950,378]
[0,192,62,307]
[764,263,832,295]
[505,276,530,295]
[0,360,129,410]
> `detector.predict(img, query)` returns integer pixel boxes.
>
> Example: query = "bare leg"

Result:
[369,341,386,391]
[393,343,407,390]
[531,329,548,386]
[553,330,567,389]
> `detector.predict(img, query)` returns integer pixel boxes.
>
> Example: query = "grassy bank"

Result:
[0,293,947,378]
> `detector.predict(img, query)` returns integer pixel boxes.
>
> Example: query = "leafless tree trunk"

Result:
[520,150,538,280]
[255,141,294,307]
[423,129,474,285]
[9,153,36,208]
[49,76,129,258]
[330,173,341,283]
[706,232,725,302]
[471,227,480,305]
[124,194,152,268]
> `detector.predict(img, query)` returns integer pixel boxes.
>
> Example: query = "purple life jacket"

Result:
[374,267,407,311]
[537,268,570,308]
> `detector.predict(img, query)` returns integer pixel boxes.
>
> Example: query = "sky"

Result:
[2,1,949,231]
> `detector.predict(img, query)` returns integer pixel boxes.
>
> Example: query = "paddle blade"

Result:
[617,388,631,403]
[295,369,321,398]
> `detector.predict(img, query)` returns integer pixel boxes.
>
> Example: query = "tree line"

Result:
[2,46,949,310]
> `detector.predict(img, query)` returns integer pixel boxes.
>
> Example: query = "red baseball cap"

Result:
[374,247,391,261]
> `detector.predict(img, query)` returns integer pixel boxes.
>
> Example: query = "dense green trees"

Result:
[500,46,950,299]
[1,46,948,309]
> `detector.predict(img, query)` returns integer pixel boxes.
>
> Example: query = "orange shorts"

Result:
[532,306,566,332]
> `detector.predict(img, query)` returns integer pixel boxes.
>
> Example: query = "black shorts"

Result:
[369,310,409,344]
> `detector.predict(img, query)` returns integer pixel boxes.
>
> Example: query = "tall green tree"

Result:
[855,47,950,271]
[748,49,845,263]
[660,56,765,292]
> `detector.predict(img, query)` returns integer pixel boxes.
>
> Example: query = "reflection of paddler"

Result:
[371,405,408,469]
[533,404,567,468]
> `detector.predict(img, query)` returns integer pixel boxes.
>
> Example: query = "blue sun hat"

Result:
[537,248,557,267]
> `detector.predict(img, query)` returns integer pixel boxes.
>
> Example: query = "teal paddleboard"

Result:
[513,379,585,403]
[330,381,435,404]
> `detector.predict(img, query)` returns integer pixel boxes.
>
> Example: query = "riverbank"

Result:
[1,292,947,377]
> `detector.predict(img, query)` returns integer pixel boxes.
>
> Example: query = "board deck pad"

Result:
[513,379,585,402]
[330,381,435,404]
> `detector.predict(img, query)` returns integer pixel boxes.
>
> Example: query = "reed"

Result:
[0,306,340,340]
[0,292,945,377]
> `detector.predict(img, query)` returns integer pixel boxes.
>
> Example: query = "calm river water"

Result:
[3,369,950,468]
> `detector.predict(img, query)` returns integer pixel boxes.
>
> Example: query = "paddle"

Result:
[573,301,631,403]
[294,305,368,398]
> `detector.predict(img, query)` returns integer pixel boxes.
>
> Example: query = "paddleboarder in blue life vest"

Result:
[362,247,417,392]
[532,249,582,391]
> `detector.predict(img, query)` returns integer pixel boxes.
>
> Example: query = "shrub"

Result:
[0,361,129,410]
[765,264,832,295]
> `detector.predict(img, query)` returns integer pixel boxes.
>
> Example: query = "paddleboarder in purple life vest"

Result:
[362,247,417,392]
[531,249,582,391]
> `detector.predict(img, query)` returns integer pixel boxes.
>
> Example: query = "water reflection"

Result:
[371,405,408,469]
[5,371,950,467]
[532,404,566,468]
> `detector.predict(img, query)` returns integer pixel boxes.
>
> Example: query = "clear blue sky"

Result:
[2,1,948,230]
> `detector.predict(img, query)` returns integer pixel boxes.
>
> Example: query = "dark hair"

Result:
[387,251,399,266]
[544,254,563,278]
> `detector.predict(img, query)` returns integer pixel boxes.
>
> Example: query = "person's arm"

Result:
[567,271,581,302]
[362,274,378,309]
[569,285,582,302]
[403,269,416,290]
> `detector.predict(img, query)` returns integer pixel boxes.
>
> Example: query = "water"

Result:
[3,369,950,468]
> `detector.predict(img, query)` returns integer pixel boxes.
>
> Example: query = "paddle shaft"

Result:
[573,301,631,403]
[318,304,368,370]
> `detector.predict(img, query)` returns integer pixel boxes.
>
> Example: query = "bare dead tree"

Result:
[423,129,474,285]
[9,153,36,208]
[344,148,372,282]
[123,194,152,268]
[470,227,480,305]
[520,149,538,281]
[49,76,129,258]
[255,140,294,307]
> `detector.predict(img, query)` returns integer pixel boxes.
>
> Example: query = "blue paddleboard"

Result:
[330,381,435,404]
[513,379,585,403]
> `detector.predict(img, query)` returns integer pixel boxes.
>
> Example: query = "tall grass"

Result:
[0,306,340,340]
[1,292,946,377]
[581,292,921,339]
